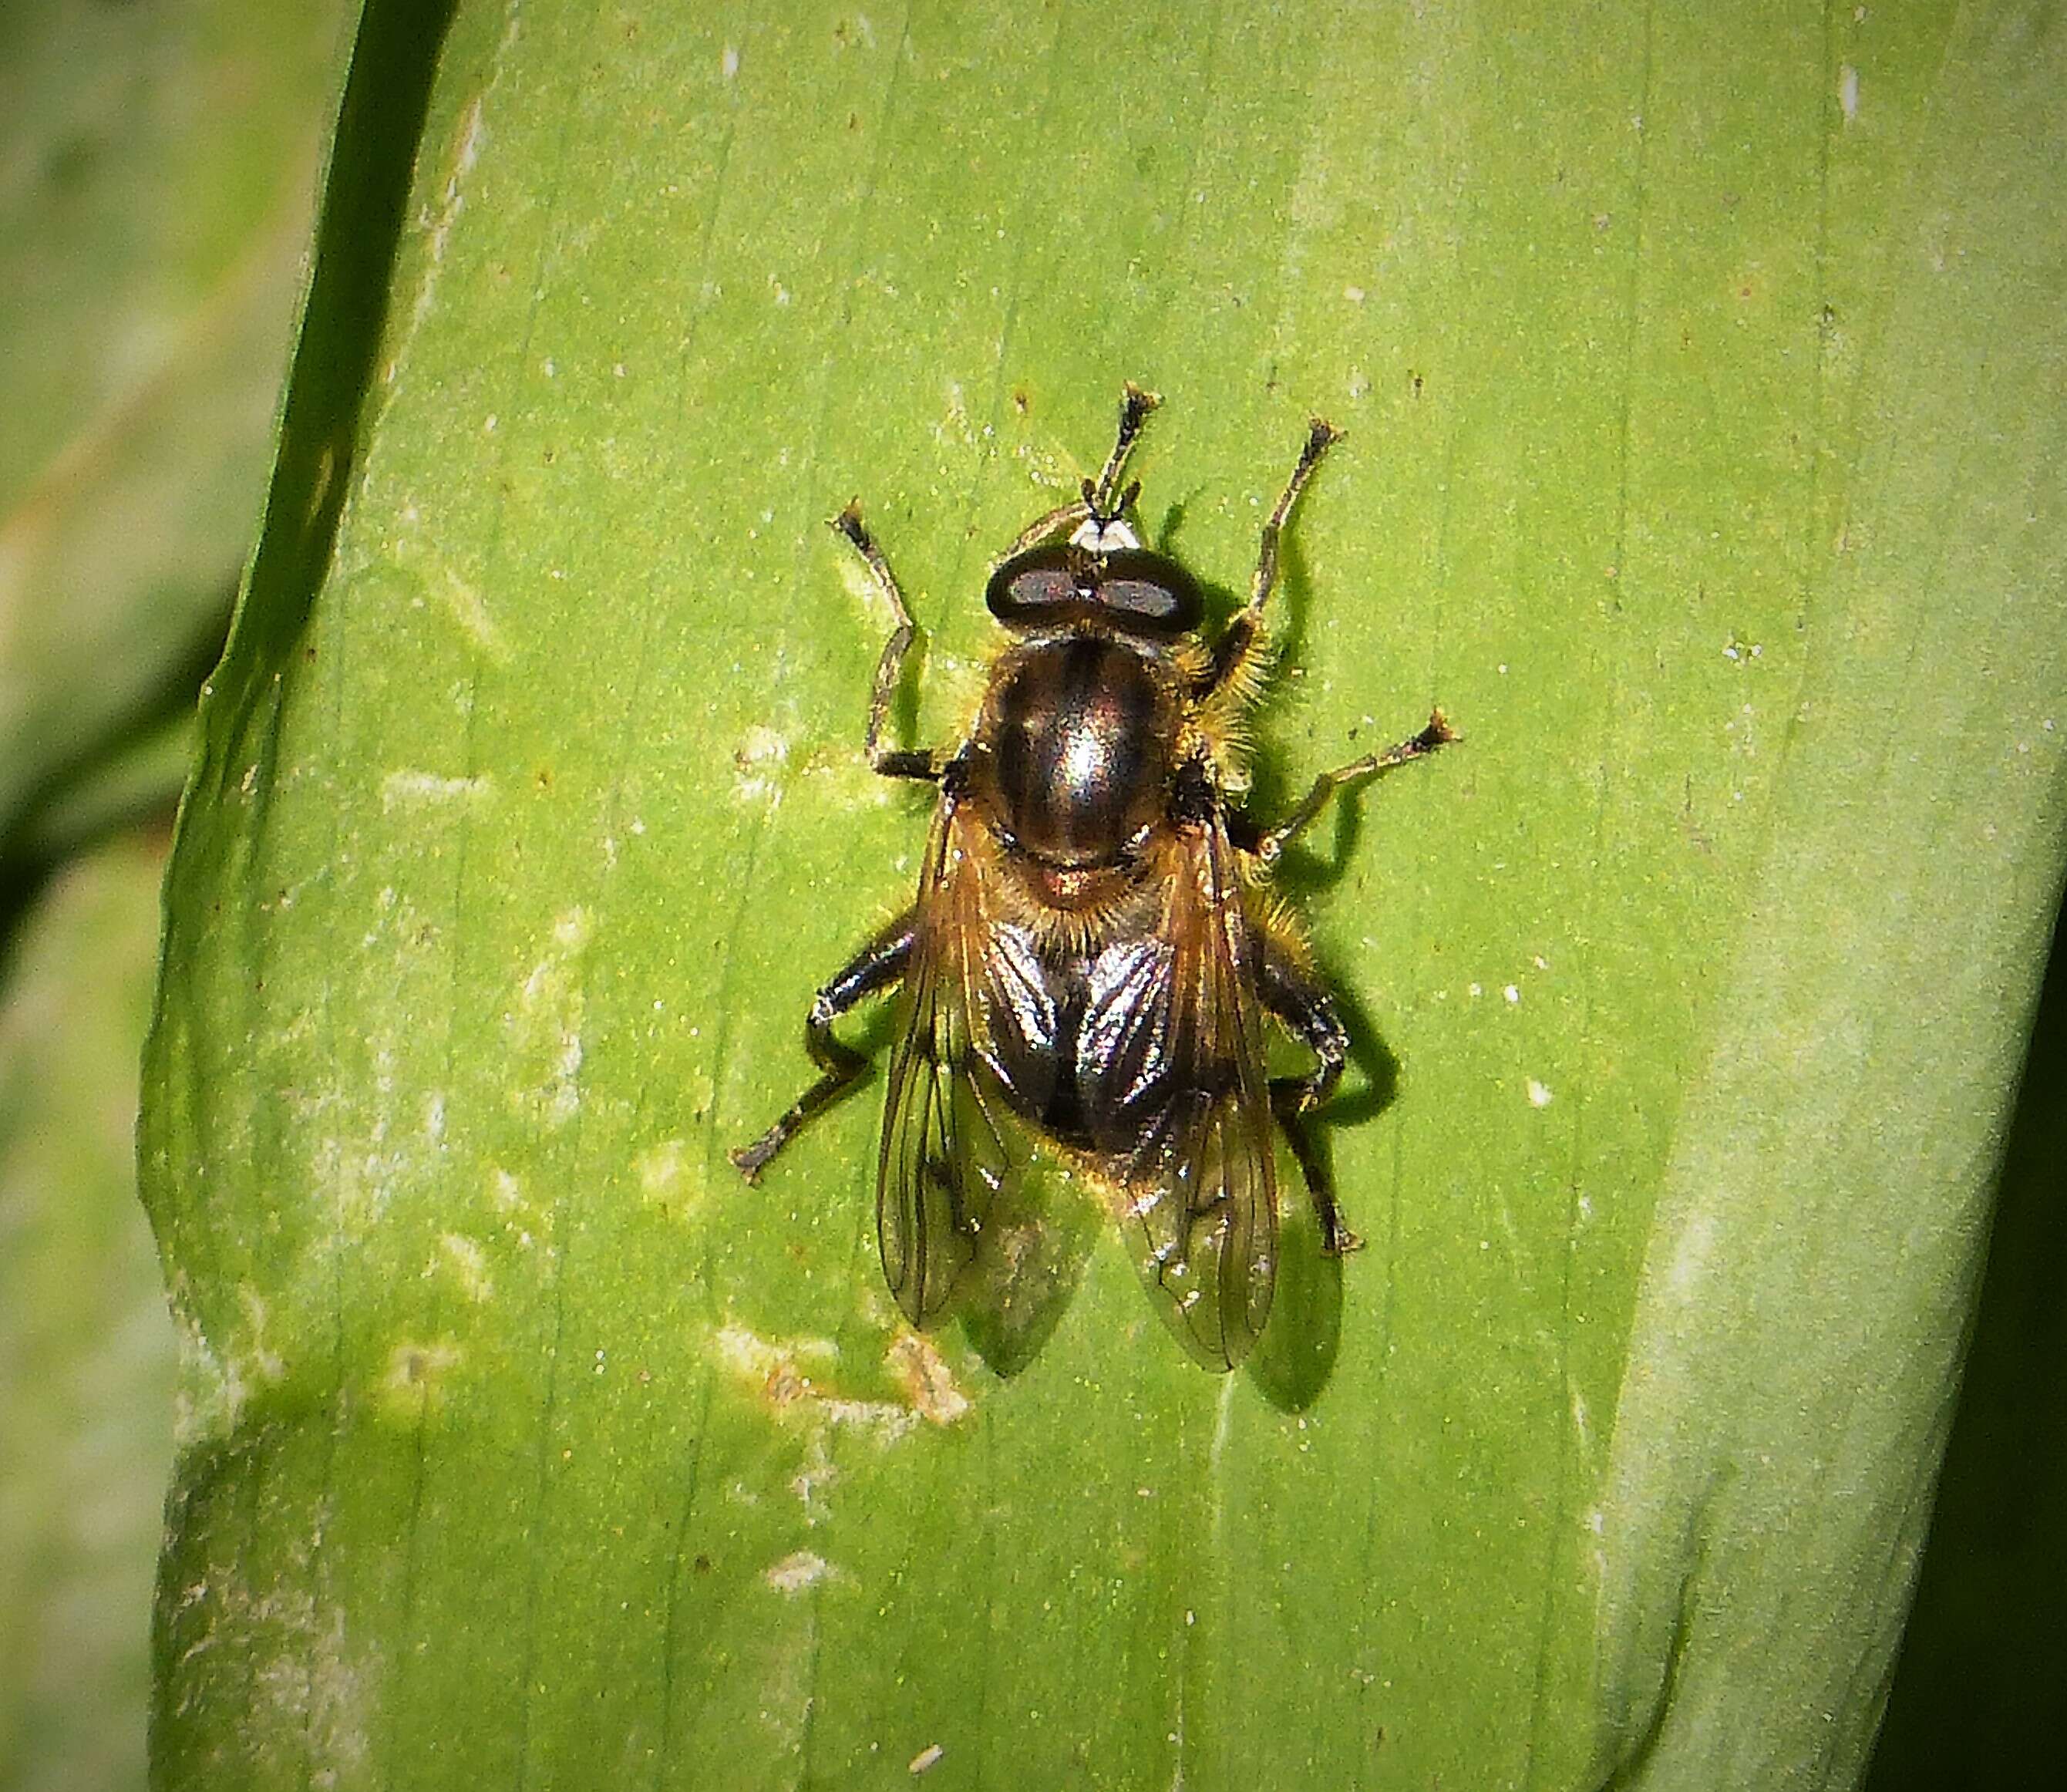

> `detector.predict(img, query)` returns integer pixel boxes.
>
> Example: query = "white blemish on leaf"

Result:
[509,907,592,1126]
[170,1307,234,1445]
[733,725,790,804]
[177,1554,372,1784]
[434,1232,493,1303]
[764,1550,837,1594]
[715,1322,921,1441]
[237,1286,288,1386]
[887,1331,971,1426]
[636,1137,702,1217]
[166,1279,291,1447]
[1663,1210,1719,1300]
[717,1322,838,1382]
[1208,1372,1237,1471]
[380,0,523,394]
[381,769,492,810]
[910,1742,945,1774]
[379,1339,463,1416]
[1839,64,1859,123]
[789,1414,848,1523]
[1527,1079,1554,1108]
[938,381,979,450]
[162,1298,235,1450]
[436,565,502,654]
[551,1034,584,1116]
[406,94,484,342]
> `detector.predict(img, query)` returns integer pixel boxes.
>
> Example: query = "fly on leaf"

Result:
[732,386,1453,1369]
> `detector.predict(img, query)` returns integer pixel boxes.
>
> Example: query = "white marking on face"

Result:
[1069,517,1141,553]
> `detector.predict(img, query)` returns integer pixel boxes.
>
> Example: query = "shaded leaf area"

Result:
[1584,5,2067,1784]
[1865,894,2067,1789]
[0,0,350,839]
[0,839,178,1792]
[142,3,2065,1789]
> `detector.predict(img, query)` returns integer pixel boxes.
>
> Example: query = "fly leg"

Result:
[1254,711,1456,866]
[1256,935,1360,1255]
[830,505,941,783]
[729,915,915,1181]
[1199,416,1342,702]
[998,381,1161,554]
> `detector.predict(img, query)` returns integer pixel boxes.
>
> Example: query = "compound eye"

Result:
[1095,550,1202,634]
[986,545,1084,624]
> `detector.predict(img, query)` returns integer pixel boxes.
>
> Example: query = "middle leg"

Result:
[1254,710,1456,866]
[730,913,915,1181]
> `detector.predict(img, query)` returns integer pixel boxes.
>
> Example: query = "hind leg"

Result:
[1254,930,1358,1255]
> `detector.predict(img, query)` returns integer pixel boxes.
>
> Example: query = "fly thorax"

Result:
[980,635,1175,871]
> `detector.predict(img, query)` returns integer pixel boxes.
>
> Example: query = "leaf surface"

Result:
[143,4,2067,1787]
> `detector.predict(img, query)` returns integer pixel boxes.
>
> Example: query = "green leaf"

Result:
[0,0,350,837]
[0,837,178,1792]
[142,3,2067,1787]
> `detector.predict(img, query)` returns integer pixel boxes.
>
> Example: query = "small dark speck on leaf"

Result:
[43,133,102,187]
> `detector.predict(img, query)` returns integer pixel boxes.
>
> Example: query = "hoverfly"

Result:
[732,386,1452,1369]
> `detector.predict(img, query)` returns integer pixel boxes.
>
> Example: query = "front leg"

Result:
[729,913,915,1180]
[1198,416,1342,703]
[830,504,941,783]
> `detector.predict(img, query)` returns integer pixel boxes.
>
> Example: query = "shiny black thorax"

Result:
[969,630,1180,871]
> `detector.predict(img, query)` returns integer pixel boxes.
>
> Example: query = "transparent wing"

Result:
[1094,817,1278,1370]
[877,793,1017,1325]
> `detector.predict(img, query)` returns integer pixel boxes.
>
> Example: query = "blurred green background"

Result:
[0,2,2058,1787]
[1,2,348,1786]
